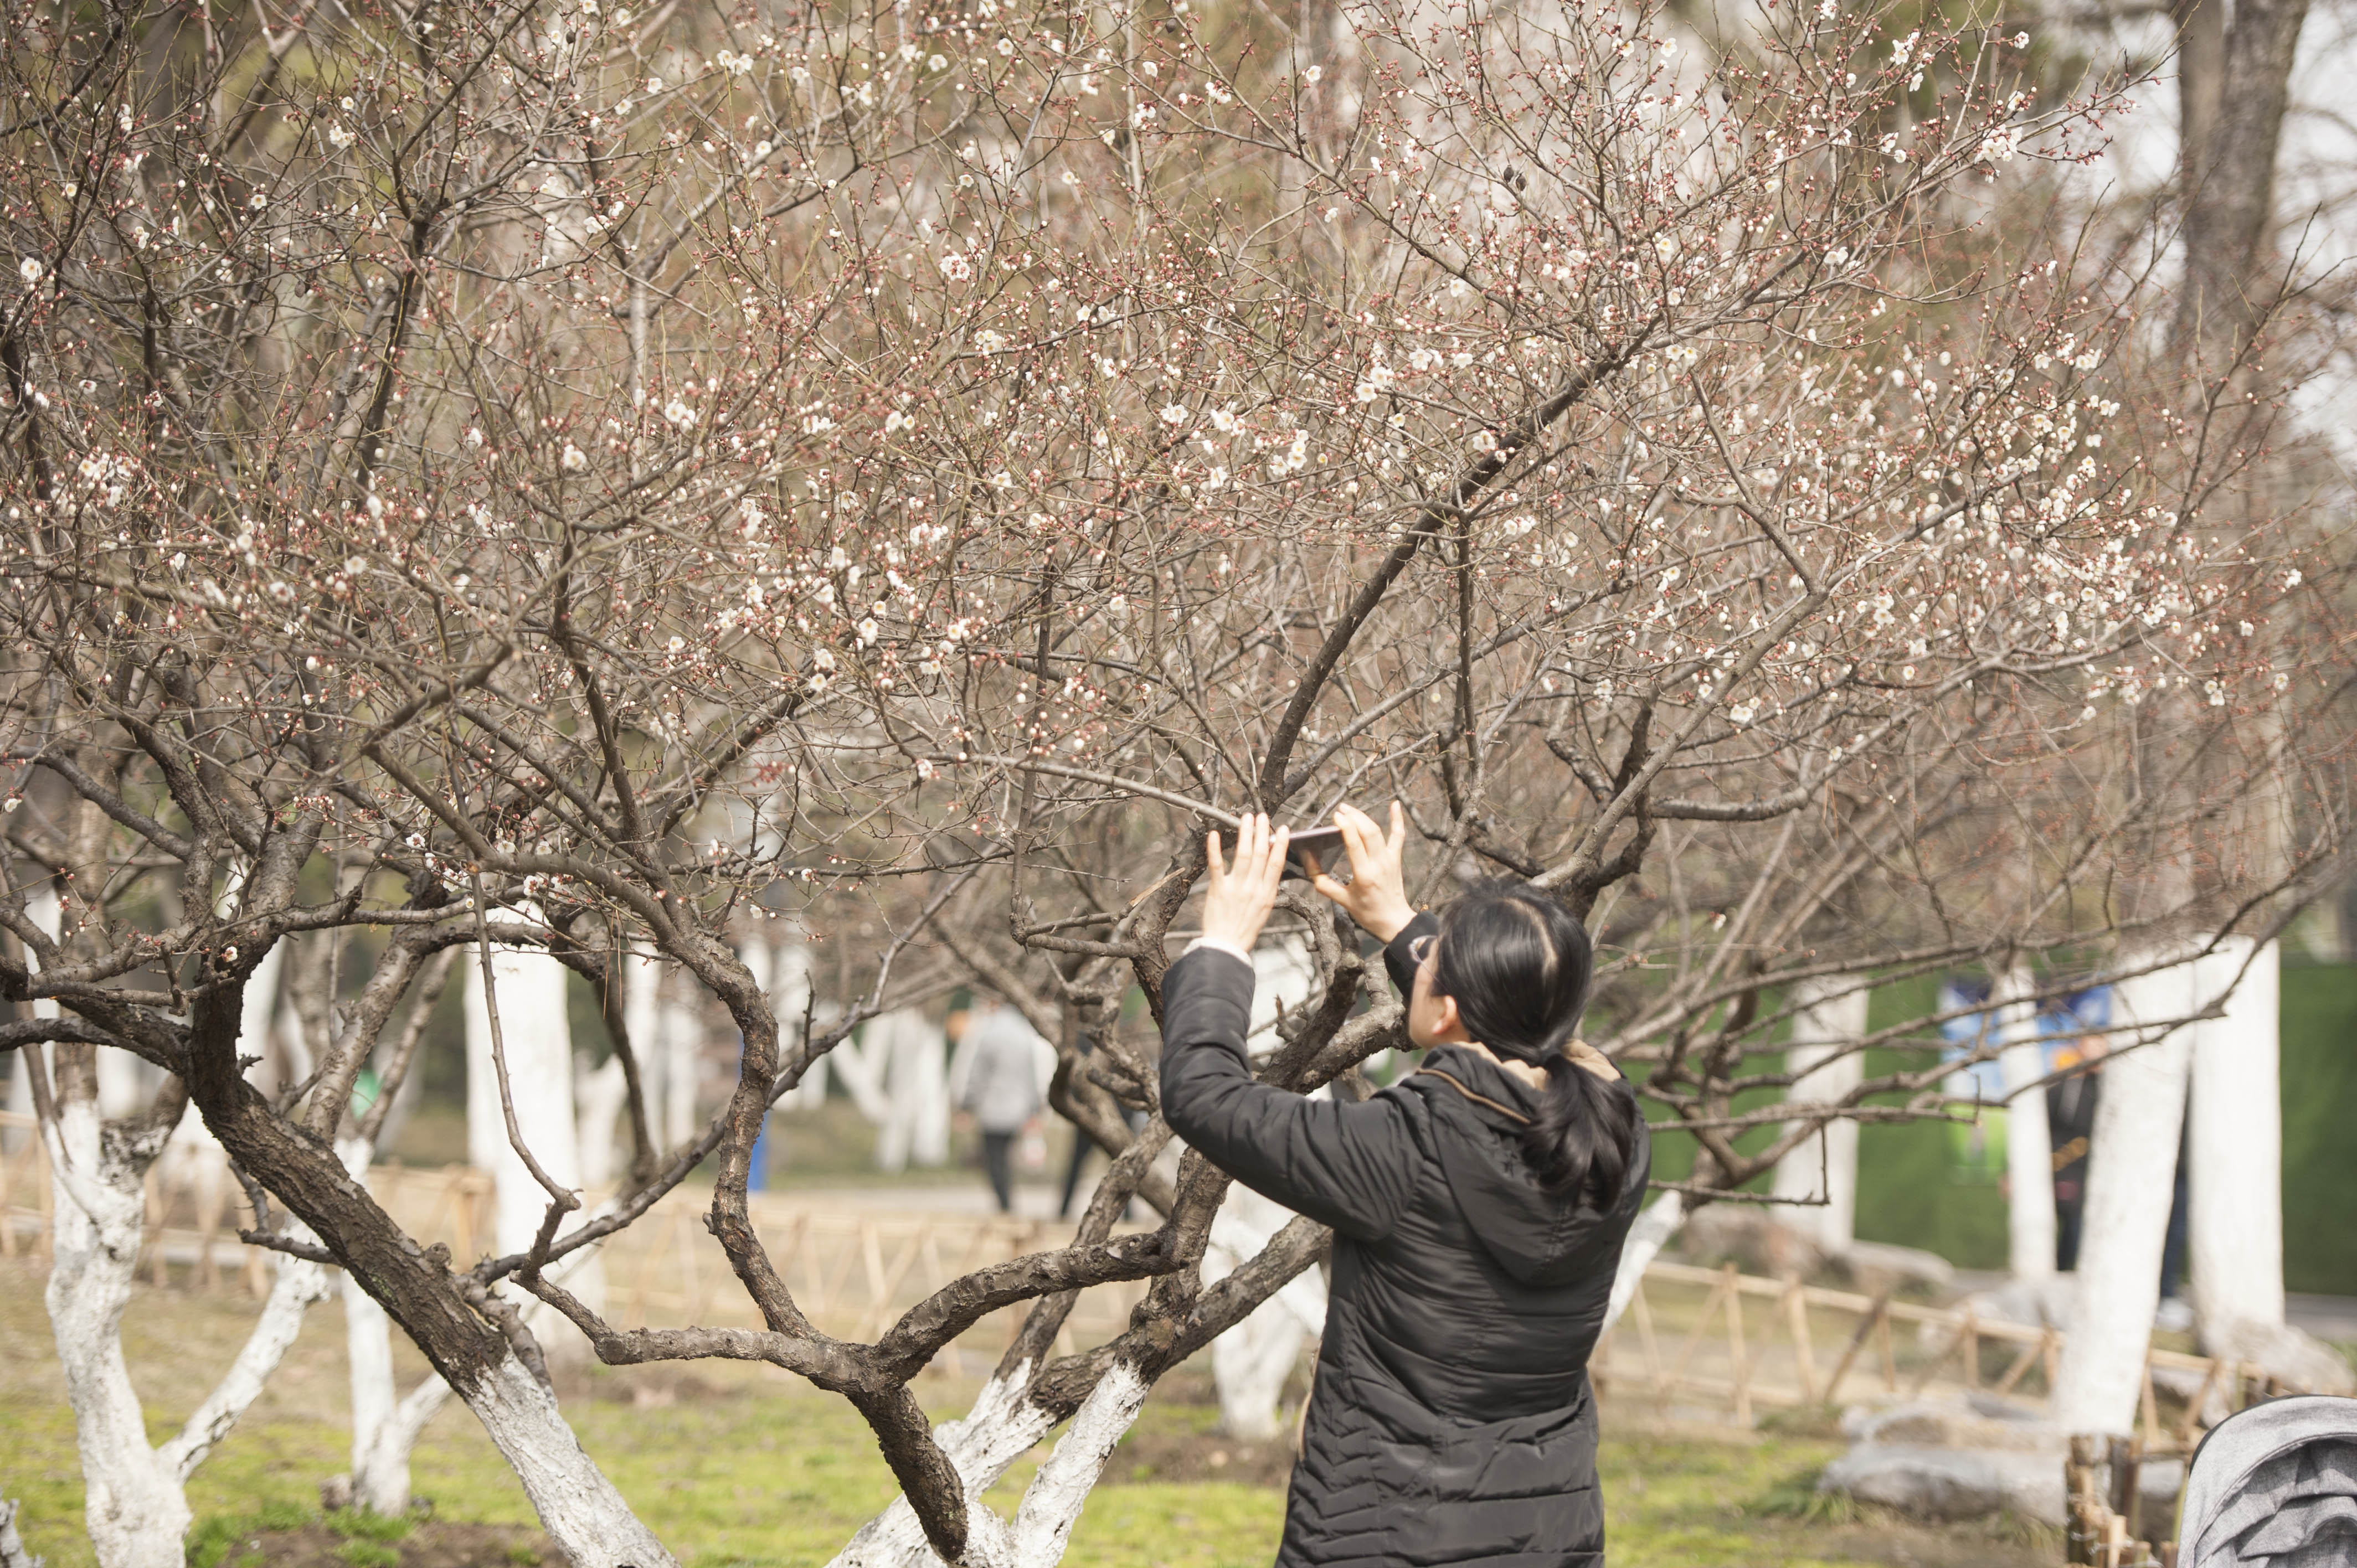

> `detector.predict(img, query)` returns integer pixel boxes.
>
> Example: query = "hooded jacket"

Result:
[1159,913,1651,1567]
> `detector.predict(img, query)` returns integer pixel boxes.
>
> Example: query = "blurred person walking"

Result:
[949,996,1048,1213]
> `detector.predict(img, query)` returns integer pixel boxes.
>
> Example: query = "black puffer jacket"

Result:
[1159,914,1650,1568]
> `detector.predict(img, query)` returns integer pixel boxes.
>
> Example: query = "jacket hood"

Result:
[1408,1045,1649,1288]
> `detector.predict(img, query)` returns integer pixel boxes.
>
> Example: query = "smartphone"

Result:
[1213,822,1347,878]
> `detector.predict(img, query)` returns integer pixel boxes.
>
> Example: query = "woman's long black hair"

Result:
[1429,881,1640,1207]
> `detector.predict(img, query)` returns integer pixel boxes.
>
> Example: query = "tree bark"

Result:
[183,976,676,1568]
[2170,0,2311,355]
[334,1138,452,1515]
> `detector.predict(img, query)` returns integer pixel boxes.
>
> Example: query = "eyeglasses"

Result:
[1406,933,1438,966]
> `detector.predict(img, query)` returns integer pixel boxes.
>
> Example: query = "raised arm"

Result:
[1158,946,1417,1240]
[1159,814,1417,1239]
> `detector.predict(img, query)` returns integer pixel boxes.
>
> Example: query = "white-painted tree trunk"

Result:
[621,948,670,1142]
[829,1029,893,1125]
[825,1355,1164,1568]
[2051,954,2196,1436]
[2188,936,2284,1343]
[760,938,826,1114]
[1769,978,1866,1255]
[871,1009,951,1172]
[1998,969,2056,1281]
[43,1097,330,1568]
[465,1350,678,1568]
[43,1099,191,1568]
[827,1365,1061,1568]
[1204,1188,1328,1439]
[1602,1191,1686,1333]
[660,973,706,1148]
[0,1497,39,1568]
[465,940,604,1342]
[574,1056,630,1192]
[333,1138,451,1515]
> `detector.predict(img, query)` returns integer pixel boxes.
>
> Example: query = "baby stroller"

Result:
[2179,1395,2357,1566]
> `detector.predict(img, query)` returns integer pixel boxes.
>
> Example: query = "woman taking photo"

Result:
[1160,804,1649,1568]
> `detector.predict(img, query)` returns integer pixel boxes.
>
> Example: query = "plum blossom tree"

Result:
[1,0,2348,1563]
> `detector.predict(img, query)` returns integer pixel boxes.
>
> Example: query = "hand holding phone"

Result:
[1201,813,1291,953]
[1308,802,1417,942]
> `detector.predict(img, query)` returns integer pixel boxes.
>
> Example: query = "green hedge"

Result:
[1638,964,2357,1293]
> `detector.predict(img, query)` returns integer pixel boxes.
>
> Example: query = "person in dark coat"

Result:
[1160,806,1651,1568]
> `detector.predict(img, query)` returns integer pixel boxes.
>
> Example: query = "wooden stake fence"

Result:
[1,1128,2324,1433]
[1590,1258,2302,1450]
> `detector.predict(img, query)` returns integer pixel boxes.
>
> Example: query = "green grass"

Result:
[6,1356,2061,1568]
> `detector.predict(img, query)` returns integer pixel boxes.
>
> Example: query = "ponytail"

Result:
[1529,1053,1640,1206]
[1429,881,1641,1206]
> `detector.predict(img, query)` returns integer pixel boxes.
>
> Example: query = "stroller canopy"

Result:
[2181,1395,2357,1567]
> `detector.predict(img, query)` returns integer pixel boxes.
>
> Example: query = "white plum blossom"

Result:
[662,399,698,429]
[560,443,588,471]
[1159,404,1187,427]
[17,257,39,284]
[940,252,973,282]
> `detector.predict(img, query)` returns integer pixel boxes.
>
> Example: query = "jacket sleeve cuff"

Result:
[1382,911,1442,999]
[1182,934,1255,964]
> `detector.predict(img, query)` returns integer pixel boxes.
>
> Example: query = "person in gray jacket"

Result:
[949,998,1047,1211]
[1160,806,1648,1567]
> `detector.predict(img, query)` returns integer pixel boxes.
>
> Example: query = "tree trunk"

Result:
[2051,956,2196,1435]
[826,1366,1063,1568]
[574,1058,630,1192]
[873,1009,951,1172]
[1998,970,2057,1282]
[2188,936,2284,1343]
[334,1138,451,1515]
[43,1098,192,1568]
[3,887,63,1152]
[1205,1187,1325,1440]
[660,968,707,1148]
[462,1350,674,1567]
[1769,979,1866,1256]
[621,949,670,1142]
[0,1498,38,1568]
[464,942,603,1328]
[2170,0,2312,355]
[43,1094,331,1567]
[1602,1192,1685,1333]
[826,1356,1163,1568]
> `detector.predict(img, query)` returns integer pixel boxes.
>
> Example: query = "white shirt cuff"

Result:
[1183,935,1254,963]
